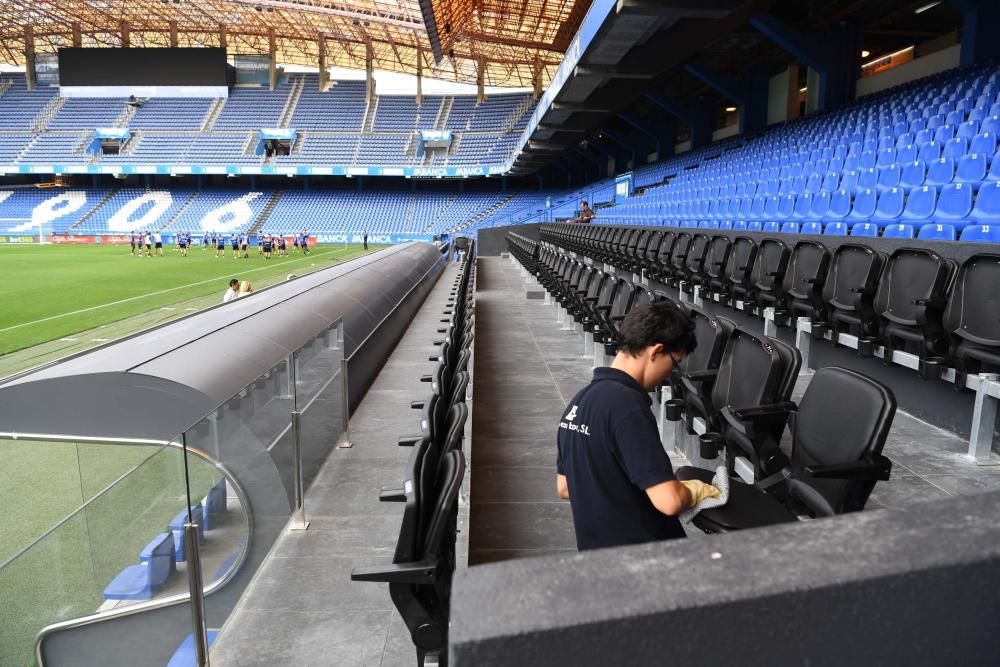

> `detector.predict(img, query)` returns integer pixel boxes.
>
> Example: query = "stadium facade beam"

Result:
[219,23,228,51]
[552,103,613,114]
[599,126,648,166]
[619,112,675,159]
[750,14,858,112]
[71,22,82,48]
[574,64,658,81]
[268,27,277,90]
[685,61,769,136]
[416,47,423,104]
[948,0,1000,66]
[645,93,712,149]
[169,20,179,48]
[538,123,587,133]
[318,32,328,90]
[23,26,34,91]
[121,21,130,48]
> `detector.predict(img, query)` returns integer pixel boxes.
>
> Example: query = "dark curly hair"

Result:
[617,301,697,357]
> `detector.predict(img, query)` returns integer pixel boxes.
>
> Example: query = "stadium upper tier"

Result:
[0,73,536,171]
[0,186,523,237]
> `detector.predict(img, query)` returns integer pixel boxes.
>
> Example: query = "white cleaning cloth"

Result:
[679,466,730,524]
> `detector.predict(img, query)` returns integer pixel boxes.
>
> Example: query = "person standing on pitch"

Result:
[556,302,719,551]
[152,231,163,256]
[179,231,188,257]
[363,230,369,251]
[129,231,136,256]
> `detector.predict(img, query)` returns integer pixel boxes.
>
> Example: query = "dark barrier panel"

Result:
[478,224,541,256]
[451,491,1000,666]
[58,48,229,86]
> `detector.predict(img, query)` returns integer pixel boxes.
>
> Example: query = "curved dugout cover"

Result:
[0,242,446,440]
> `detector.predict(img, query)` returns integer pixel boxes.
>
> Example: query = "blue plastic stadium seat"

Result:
[896,144,918,164]
[970,132,997,155]
[850,222,879,237]
[960,225,1000,242]
[847,188,877,222]
[169,504,205,563]
[918,223,956,240]
[918,141,942,163]
[780,222,800,233]
[876,164,901,192]
[936,182,975,225]
[956,153,987,185]
[971,181,1000,223]
[901,185,937,222]
[883,223,915,239]
[943,137,968,160]
[872,187,904,225]
[746,221,764,232]
[800,221,823,234]
[899,160,926,189]
[718,220,734,230]
[840,170,860,192]
[762,221,780,233]
[926,157,955,186]
[732,221,748,231]
[201,479,227,531]
[826,189,852,221]
[858,168,878,190]
[103,533,175,601]
[167,631,220,667]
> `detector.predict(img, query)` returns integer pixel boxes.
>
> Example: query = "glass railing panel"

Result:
[293,319,349,489]
[0,441,192,667]
[0,439,85,566]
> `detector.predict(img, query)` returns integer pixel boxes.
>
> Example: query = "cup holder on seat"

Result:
[663,399,685,422]
[699,433,725,460]
[919,356,945,381]
[857,336,876,357]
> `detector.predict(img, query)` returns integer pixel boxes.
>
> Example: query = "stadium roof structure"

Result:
[0,0,593,88]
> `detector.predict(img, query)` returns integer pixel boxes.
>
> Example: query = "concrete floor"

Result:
[210,263,466,667]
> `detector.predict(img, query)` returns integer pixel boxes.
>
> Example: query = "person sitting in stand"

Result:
[574,201,596,224]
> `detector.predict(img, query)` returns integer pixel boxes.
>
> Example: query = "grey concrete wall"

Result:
[451,490,1000,666]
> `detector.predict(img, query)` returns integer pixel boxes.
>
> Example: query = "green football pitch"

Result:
[0,242,377,361]
[0,241,380,665]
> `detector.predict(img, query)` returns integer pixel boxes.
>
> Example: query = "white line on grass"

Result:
[0,248,346,334]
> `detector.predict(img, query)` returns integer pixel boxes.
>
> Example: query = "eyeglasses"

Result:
[668,351,683,369]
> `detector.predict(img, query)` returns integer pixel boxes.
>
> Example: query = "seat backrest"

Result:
[769,336,802,403]
[710,328,785,413]
[685,233,711,274]
[822,244,884,315]
[783,241,831,303]
[725,236,758,288]
[705,235,731,282]
[752,238,790,292]
[395,435,431,562]
[142,533,176,586]
[645,231,664,263]
[789,367,896,516]
[873,248,953,328]
[677,304,729,375]
[656,232,677,264]
[584,269,608,305]
[608,278,635,324]
[943,253,1000,347]
[422,449,465,560]
[670,232,693,269]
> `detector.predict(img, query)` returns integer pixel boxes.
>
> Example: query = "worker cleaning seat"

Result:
[677,367,895,534]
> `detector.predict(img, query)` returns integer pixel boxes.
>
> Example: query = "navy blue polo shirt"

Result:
[557,367,685,550]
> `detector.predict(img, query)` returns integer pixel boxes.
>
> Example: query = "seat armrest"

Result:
[805,455,892,481]
[611,314,626,322]
[410,400,425,410]
[730,401,797,420]
[379,487,406,502]
[585,296,600,302]
[350,558,438,584]
[682,369,719,383]
[397,435,422,447]
[420,375,433,382]
[595,304,613,311]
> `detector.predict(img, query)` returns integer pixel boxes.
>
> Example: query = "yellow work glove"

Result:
[680,479,721,508]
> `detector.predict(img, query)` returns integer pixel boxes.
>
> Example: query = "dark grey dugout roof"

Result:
[0,242,445,441]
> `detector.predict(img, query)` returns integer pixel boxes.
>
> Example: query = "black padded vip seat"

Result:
[665,232,693,286]
[640,230,666,275]
[782,240,831,326]
[944,253,1000,385]
[816,243,885,341]
[666,304,735,429]
[594,278,635,352]
[872,247,956,378]
[679,233,711,292]
[703,235,733,298]
[748,237,791,315]
[677,367,895,533]
[725,236,758,307]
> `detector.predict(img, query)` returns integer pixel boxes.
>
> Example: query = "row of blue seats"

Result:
[599,218,1000,242]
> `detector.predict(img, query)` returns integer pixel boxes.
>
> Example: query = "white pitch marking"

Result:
[59,337,79,342]
[0,248,341,334]
[91,338,110,342]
